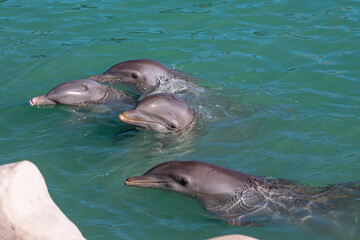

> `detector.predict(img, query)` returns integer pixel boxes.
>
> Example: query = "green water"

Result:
[1,0,359,239]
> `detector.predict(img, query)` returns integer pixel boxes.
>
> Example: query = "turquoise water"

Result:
[1,0,359,239]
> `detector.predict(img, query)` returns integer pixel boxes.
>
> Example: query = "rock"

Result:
[0,160,85,240]
[207,234,259,240]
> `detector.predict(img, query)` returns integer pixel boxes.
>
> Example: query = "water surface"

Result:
[0,0,359,239]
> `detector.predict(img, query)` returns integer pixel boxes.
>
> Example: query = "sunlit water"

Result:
[0,0,359,239]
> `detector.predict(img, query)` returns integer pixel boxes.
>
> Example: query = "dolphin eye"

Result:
[132,72,138,78]
[170,124,177,129]
[179,178,187,186]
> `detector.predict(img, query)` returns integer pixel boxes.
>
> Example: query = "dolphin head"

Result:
[97,59,172,93]
[119,93,195,132]
[125,161,256,196]
[29,79,108,105]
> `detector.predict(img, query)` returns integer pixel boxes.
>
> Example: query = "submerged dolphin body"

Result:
[125,161,360,233]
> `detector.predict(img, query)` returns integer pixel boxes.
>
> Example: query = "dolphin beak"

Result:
[29,98,35,106]
[119,112,132,123]
[125,175,170,188]
[29,95,56,106]
[119,111,167,132]
[119,110,141,124]
[119,110,152,124]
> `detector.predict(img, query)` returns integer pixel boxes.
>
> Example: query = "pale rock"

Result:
[207,234,259,240]
[0,160,85,240]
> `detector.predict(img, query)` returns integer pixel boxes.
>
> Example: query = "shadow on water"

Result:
[110,123,203,161]
[111,126,136,142]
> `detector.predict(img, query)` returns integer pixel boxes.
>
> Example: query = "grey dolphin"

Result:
[90,59,189,94]
[119,93,195,132]
[125,161,360,229]
[30,79,128,106]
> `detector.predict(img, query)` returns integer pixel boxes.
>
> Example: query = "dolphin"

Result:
[125,161,360,231]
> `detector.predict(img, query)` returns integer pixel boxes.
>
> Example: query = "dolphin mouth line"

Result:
[119,113,167,129]
[125,180,171,186]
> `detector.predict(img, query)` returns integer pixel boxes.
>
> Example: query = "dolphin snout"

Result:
[125,175,171,188]
[29,96,43,106]
[29,98,35,106]
[118,112,128,122]
[119,110,142,123]
[29,95,56,106]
